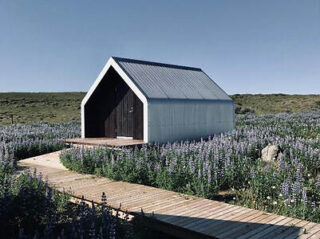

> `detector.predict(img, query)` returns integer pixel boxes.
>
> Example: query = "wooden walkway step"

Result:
[64,137,145,147]
[18,151,320,239]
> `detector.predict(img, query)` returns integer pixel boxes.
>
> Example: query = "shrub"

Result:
[60,110,320,222]
[0,121,80,164]
[0,170,130,238]
[0,121,173,239]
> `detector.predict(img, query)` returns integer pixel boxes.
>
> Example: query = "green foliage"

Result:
[0,122,172,239]
[1,93,320,125]
[0,171,69,238]
[232,94,320,115]
[0,92,85,125]
[60,111,320,223]
[0,170,137,238]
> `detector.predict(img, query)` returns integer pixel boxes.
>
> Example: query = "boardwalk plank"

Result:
[183,206,249,235]
[238,215,287,238]
[138,197,199,214]
[260,218,301,239]
[158,199,217,221]
[130,194,188,212]
[17,151,320,239]
[124,192,178,210]
[154,198,205,216]
[182,203,243,230]
[163,200,226,226]
[211,211,275,238]
[249,217,296,239]
[85,184,157,203]
[298,224,320,239]
[272,220,309,239]
[194,206,249,234]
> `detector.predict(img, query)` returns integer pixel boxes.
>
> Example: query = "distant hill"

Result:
[0,92,319,125]
[0,92,85,125]
[232,94,320,115]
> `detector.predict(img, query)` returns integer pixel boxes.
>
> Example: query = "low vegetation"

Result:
[1,92,320,236]
[0,122,171,238]
[0,121,80,161]
[0,92,84,125]
[232,94,320,115]
[60,110,320,222]
[1,92,320,125]
[0,170,131,238]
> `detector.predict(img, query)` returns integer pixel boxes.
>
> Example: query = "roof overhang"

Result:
[81,57,148,142]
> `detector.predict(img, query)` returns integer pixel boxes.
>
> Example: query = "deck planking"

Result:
[18,151,320,239]
[64,137,145,147]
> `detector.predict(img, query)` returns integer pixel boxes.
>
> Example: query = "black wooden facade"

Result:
[84,67,143,139]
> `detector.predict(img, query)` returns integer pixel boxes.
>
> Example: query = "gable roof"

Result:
[113,57,232,101]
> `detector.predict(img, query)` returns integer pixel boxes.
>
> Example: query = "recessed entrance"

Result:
[104,75,143,139]
[84,67,143,139]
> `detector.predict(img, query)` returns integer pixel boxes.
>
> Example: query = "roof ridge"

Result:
[112,56,202,71]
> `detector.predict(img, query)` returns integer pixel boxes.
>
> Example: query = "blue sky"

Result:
[0,0,319,94]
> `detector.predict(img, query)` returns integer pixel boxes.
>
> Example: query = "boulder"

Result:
[261,145,280,163]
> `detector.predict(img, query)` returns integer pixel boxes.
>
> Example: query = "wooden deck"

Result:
[17,151,320,239]
[64,137,145,147]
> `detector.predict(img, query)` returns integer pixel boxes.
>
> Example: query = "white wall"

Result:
[148,99,234,143]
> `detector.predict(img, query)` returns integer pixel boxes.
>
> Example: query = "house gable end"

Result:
[81,57,148,141]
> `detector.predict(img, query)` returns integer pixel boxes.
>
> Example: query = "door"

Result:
[115,83,134,138]
[103,67,143,139]
[104,80,143,139]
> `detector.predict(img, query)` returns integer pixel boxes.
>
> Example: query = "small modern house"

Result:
[81,57,234,143]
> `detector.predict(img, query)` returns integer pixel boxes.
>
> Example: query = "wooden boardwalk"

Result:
[18,151,320,239]
[64,137,145,147]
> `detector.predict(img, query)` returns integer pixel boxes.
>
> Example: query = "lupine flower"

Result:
[56,110,320,223]
[302,188,308,205]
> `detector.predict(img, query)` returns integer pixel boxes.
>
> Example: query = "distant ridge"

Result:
[0,92,319,125]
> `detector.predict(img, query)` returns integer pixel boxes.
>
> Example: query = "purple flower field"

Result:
[0,121,80,167]
[0,121,174,238]
[61,110,320,222]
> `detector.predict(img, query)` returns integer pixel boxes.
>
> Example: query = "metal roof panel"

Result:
[113,57,231,101]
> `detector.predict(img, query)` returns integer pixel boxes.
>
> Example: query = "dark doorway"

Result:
[84,67,143,139]
[115,81,133,137]
[105,79,143,139]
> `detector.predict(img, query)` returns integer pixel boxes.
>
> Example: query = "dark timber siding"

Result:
[84,67,143,139]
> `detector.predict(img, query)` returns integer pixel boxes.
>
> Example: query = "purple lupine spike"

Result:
[316,178,320,187]
[33,168,37,178]
[249,170,255,179]
[301,187,308,205]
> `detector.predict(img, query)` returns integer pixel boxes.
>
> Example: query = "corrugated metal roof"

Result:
[113,57,232,101]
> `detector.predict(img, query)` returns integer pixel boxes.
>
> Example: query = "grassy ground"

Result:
[0,92,319,125]
[0,92,84,125]
[232,94,320,115]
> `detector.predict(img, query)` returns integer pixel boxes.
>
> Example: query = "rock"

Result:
[235,105,255,115]
[277,151,284,160]
[261,145,280,163]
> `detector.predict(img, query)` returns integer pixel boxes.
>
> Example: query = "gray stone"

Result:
[261,145,280,163]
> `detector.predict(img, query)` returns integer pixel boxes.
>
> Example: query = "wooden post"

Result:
[10,114,13,124]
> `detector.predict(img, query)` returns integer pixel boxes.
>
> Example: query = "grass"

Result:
[0,92,84,125]
[232,94,320,115]
[59,111,320,223]
[0,122,177,238]
[0,92,320,125]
